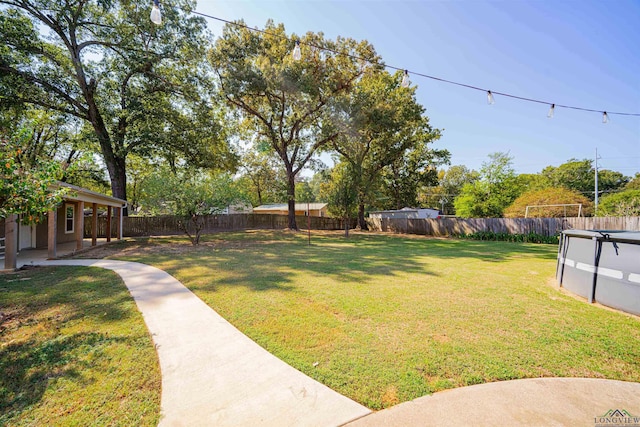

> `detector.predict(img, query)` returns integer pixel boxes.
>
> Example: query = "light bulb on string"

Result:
[602,111,609,124]
[150,0,162,25]
[292,40,302,61]
[358,58,367,72]
[487,91,495,105]
[401,70,410,88]
[547,104,555,119]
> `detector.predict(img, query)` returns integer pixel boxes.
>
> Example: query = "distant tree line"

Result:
[421,154,638,218]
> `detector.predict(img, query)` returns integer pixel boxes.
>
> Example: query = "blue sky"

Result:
[196,0,640,177]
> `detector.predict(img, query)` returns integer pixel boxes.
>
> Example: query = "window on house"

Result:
[65,204,74,234]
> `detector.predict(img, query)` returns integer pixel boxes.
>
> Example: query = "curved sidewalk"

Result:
[42,259,370,427]
[41,260,640,426]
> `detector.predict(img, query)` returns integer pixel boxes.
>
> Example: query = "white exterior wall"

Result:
[369,208,440,220]
[416,209,440,219]
[18,221,36,250]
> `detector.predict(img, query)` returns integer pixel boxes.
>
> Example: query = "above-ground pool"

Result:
[556,230,640,316]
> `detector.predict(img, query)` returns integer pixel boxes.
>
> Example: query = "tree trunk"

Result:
[100,145,128,215]
[87,96,129,214]
[358,203,368,230]
[110,156,128,216]
[344,217,350,238]
[287,172,298,230]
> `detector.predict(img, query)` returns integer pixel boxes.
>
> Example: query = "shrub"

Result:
[504,187,592,218]
[456,231,559,244]
[597,190,640,216]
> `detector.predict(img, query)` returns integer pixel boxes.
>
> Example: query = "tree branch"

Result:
[77,40,124,52]
[0,64,88,116]
[293,131,338,176]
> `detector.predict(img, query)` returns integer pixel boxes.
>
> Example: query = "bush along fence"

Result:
[456,231,560,244]
[85,214,352,238]
[84,214,640,240]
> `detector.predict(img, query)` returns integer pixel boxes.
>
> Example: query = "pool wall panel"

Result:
[557,230,640,316]
[593,241,640,316]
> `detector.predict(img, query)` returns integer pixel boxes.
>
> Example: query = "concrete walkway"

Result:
[37,259,640,426]
[42,259,370,427]
[13,238,111,269]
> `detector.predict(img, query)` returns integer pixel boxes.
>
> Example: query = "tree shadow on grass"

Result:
[0,332,130,423]
[417,238,559,262]
[3,266,135,324]
[76,231,557,293]
[0,266,139,422]
[290,232,557,264]
[149,234,441,293]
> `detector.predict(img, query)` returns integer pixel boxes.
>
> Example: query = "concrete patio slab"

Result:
[345,377,640,427]
[13,238,112,269]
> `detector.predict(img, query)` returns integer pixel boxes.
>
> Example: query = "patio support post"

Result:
[4,214,18,270]
[116,206,122,240]
[75,201,84,251]
[92,203,98,246]
[48,209,57,259]
[106,207,112,242]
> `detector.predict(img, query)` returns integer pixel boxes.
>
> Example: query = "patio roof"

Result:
[52,182,127,208]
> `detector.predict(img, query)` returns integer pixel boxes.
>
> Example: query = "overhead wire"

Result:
[189,9,640,119]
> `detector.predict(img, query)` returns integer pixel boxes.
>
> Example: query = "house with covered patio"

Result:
[1,182,127,270]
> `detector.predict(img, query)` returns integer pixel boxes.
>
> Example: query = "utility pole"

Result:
[594,148,599,213]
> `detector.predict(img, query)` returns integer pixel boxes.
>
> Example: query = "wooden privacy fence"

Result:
[562,216,640,231]
[84,214,640,239]
[85,214,350,237]
[365,216,640,237]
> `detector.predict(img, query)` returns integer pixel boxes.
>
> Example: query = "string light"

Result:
[185,9,640,122]
[547,104,555,119]
[401,70,410,88]
[292,40,302,61]
[487,91,495,105]
[150,0,162,25]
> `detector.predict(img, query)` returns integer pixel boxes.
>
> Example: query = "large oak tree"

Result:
[0,0,233,209]
[209,20,379,229]
[328,69,444,228]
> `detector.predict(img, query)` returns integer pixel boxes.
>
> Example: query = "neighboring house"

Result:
[2,182,127,270]
[368,207,441,220]
[220,201,254,215]
[253,203,328,217]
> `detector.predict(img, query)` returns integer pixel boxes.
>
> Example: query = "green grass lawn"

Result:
[0,266,161,426]
[88,230,640,410]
